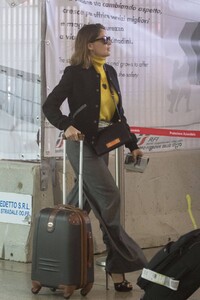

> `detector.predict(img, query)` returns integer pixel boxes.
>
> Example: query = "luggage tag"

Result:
[124,154,149,173]
[141,268,179,291]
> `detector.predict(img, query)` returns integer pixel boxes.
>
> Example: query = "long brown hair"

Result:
[70,23,105,68]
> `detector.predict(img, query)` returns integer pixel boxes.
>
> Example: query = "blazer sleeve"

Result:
[42,66,74,131]
[120,106,139,152]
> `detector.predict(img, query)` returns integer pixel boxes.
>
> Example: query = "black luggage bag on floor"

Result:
[137,229,200,300]
[31,135,94,299]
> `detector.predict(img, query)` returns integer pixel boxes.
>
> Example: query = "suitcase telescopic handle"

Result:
[78,135,84,210]
[62,133,85,209]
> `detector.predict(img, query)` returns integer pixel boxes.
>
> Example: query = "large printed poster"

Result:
[44,0,200,157]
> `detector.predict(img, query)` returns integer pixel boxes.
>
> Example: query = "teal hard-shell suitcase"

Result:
[31,137,94,299]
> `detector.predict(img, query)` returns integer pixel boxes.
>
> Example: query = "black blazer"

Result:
[43,64,138,151]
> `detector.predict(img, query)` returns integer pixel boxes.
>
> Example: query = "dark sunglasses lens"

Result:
[104,37,111,44]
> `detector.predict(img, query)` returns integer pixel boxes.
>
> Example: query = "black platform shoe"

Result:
[106,272,133,292]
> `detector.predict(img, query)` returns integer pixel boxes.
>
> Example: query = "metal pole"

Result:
[40,0,56,193]
[115,147,125,228]
[39,0,50,192]
[40,0,47,160]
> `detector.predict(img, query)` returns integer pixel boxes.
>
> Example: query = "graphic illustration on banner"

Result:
[179,22,200,86]
[0,192,32,226]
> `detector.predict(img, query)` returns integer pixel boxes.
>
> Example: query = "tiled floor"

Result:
[0,248,199,300]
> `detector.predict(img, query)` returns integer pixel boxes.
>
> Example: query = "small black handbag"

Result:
[93,120,131,156]
[93,83,132,156]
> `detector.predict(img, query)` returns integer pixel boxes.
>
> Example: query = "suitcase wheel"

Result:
[63,285,76,299]
[80,289,87,297]
[80,282,93,297]
[31,281,42,294]
[31,288,40,295]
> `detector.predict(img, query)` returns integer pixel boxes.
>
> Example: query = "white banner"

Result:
[44,0,200,156]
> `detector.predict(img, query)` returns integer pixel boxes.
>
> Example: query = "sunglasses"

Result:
[91,36,112,44]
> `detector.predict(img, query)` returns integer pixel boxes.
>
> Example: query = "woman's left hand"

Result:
[131,148,143,162]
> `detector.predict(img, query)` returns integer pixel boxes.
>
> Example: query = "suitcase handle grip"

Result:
[55,204,82,213]
[62,133,85,141]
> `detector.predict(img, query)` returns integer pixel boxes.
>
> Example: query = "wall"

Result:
[0,161,54,262]
[124,149,200,248]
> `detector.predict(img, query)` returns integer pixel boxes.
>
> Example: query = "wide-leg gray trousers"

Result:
[66,140,147,273]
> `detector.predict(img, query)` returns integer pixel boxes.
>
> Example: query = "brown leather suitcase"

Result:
[31,136,94,299]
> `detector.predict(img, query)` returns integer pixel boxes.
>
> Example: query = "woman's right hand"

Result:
[64,125,81,141]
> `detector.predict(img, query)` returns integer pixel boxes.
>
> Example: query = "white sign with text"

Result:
[0,192,32,226]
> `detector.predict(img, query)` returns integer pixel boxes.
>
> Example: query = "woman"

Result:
[43,23,147,292]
